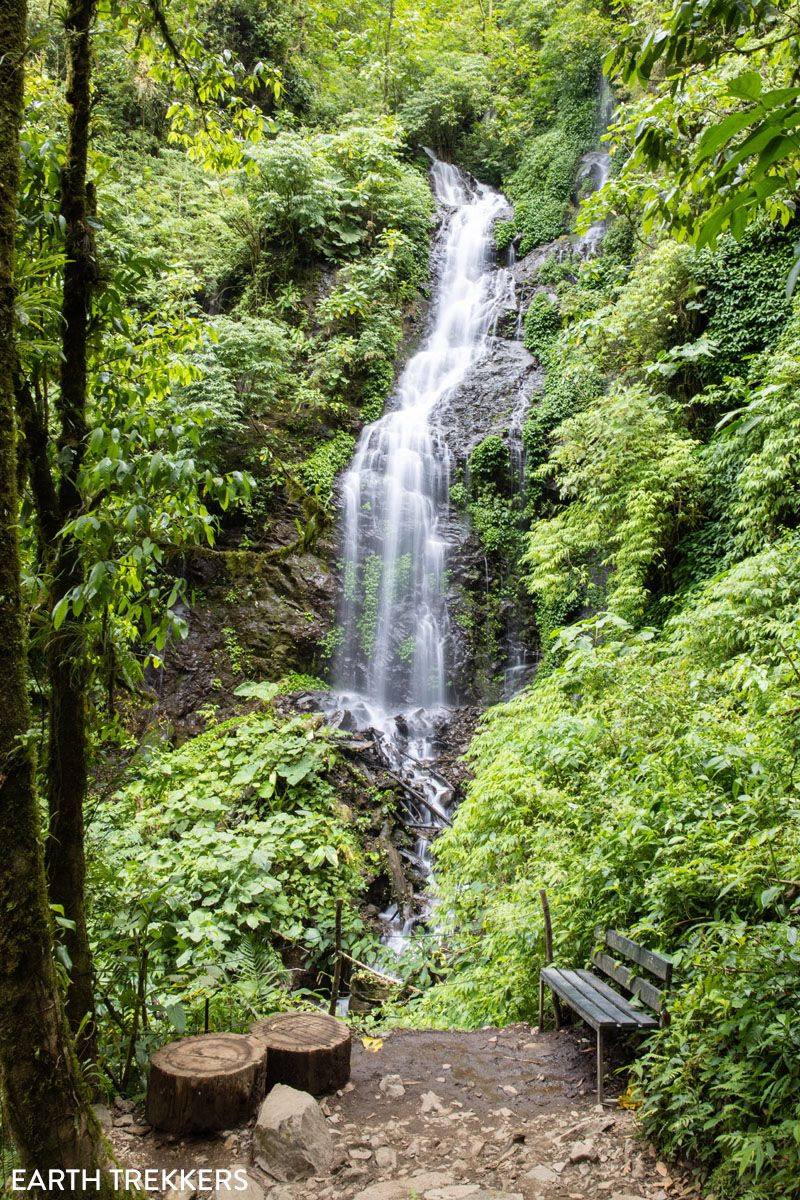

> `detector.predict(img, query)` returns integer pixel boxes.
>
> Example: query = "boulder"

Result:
[568,1140,599,1165]
[252,1084,334,1182]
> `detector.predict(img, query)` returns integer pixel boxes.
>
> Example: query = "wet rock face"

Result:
[432,337,543,466]
[156,544,336,739]
[509,237,567,287]
[428,325,542,704]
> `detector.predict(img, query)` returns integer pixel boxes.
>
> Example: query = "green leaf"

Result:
[696,110,760,160]
[277,755,317,786]
[165,1001,186,1034]
[52,596,70,630]
[728,72,762,101]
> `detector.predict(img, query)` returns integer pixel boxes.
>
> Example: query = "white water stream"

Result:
[336,161,510,710]
[327,160,513,948]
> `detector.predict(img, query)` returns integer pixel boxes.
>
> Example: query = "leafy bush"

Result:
[638,922,800,1200]
[581,240,700,373]
[524,386,705,621]
[522,290,561,364]
[300,430,356,506]
[399,55,491,159]
[706,298,800,556]
[468,434,513,494]
[90,700,373,1088]
[245,123,433,273]
[695,225,795,383]
[245,132,344,260]
[508,123,592,253]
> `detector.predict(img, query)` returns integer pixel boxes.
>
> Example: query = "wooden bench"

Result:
[539,928,673,1104]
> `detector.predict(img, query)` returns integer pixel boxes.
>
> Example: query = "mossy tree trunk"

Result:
[44,0,98,1061]
[0,1,117,1189]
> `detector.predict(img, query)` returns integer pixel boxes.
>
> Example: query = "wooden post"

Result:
[596,1028,605,1105]
[539,888,562,1028]
[539,888,554,962]
[329,898,344,1016]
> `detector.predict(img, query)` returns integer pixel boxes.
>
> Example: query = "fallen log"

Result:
[340,952,422,995]
[383,768,452,826]
[379,820,414,913]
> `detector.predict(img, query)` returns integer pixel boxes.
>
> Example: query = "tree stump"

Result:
[145,1033,267,1134]
[250,1012,351,1095]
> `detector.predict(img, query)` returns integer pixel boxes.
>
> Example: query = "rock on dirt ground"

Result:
[108,1025,707,1200]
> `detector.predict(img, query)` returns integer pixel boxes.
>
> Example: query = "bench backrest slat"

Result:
[592,950,665,1014]
[603,929,673,985]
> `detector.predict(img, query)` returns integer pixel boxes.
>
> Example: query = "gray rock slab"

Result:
[252,1084,334,1182]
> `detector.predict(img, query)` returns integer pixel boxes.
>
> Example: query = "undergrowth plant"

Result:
[89,696,375,1093]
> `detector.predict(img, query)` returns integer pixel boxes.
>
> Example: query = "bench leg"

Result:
[596,1028,605,1105]
[538,975,545,1031]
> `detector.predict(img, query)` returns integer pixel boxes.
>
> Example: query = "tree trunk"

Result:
[0,4,117,1190]
[250,1012,351,1095]
[45,0,98,1059]
[382,0,395,104]
[145,1035,267,1134]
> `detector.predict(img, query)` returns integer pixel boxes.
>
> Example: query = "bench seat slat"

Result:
[576,969,658,1027]
[541,968,645,1030]
[541,968,617,1029]
[557,970,636,1025]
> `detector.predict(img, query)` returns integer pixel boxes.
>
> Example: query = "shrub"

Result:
[90,700,374,1088]
[582,241,700,373]
[468,434,513,494]
[522,290,561,364]
[399,55,491,160]
[300,430,356,506]
[525,386,705,621]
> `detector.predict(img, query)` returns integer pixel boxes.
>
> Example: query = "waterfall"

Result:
[575,77,615,258]
[326,159,514,949]
[334,162,510,713]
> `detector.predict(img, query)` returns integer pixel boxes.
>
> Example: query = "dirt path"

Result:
[108,1024,704,1200]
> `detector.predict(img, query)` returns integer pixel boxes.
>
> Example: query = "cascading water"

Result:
[328,159,515,947]
[336,162,510,710]
[575,78,615,258]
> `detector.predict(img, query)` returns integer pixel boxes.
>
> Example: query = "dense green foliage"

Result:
[402,3,800,1196]
[421,535,800,1196]
[91,689,375,1089]
[7,0,800,1192]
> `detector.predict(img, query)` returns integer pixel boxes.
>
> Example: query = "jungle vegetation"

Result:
[0,0,799,1196]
